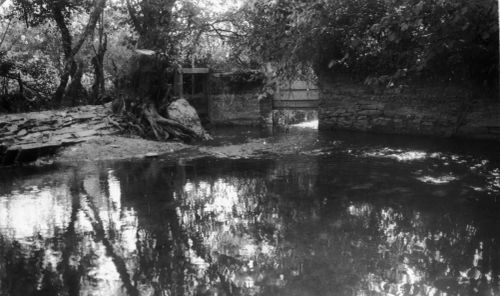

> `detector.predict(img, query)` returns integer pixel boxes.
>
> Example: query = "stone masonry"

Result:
[318,80,500,141]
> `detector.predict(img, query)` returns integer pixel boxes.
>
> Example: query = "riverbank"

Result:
[3,101,500,166]
[54,135,189,162]
[0,103,121,165]
[8,123,500,167]
[51,126,315,163]
[0,101,206,165]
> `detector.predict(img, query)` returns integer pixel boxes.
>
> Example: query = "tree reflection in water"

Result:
[0,152,498,296]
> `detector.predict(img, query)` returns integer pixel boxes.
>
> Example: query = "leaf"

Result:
[350,38,360,48]
[388,32,397,42]
[370,23,381,33]
[414,1,424,14]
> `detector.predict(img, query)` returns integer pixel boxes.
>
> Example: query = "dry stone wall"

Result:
[318,81,500,141]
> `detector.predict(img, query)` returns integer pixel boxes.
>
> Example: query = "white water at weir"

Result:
[290,119,319,129]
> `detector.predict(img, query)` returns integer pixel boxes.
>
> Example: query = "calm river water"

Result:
[0,127,499,296]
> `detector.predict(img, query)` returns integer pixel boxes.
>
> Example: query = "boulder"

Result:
[167,98,212,140]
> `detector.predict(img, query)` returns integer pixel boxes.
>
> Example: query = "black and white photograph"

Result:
[0,0,499,295]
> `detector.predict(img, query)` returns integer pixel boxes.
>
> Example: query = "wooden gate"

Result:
[273,81,319,110]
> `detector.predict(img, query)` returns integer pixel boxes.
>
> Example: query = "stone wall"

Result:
[209,92,260,126]
[318,80,500,141]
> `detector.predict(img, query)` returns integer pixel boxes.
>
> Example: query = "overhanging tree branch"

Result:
[0,18,12,49]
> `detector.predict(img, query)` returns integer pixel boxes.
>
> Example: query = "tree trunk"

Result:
[65,60,87,106]
[51,0,107,107]
[51,2,73,107]
[71,0,107,56]
[91,55,104,104]
[53,60,72,106]
[91,15,107,104]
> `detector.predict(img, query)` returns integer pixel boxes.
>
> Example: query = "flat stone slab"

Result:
[0,103,122,165]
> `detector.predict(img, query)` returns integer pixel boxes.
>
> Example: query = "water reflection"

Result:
[0,134,499,295]
[0,185,71,240]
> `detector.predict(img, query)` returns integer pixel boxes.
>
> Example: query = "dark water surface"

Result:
[1,128,500,296]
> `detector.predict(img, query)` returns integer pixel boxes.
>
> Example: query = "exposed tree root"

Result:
[120,100,206,143]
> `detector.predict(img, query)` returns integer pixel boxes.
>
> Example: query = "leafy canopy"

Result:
[240,0,499,86]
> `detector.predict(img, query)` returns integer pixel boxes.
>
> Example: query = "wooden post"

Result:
[204,73,210,123]
[191,74,195,99]
[191,57,195,103]
[174,68,183,98]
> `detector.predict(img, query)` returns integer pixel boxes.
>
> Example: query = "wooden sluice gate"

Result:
[273,80,319,110]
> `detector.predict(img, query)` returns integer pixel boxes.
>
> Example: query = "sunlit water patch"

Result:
[0,185,71,241]
[417,174,458,184]
[363,147,428,161]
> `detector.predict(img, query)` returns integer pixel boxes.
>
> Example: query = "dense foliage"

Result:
[0,0,497,114]
[240,0,499,86]
[0,0,242,112]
